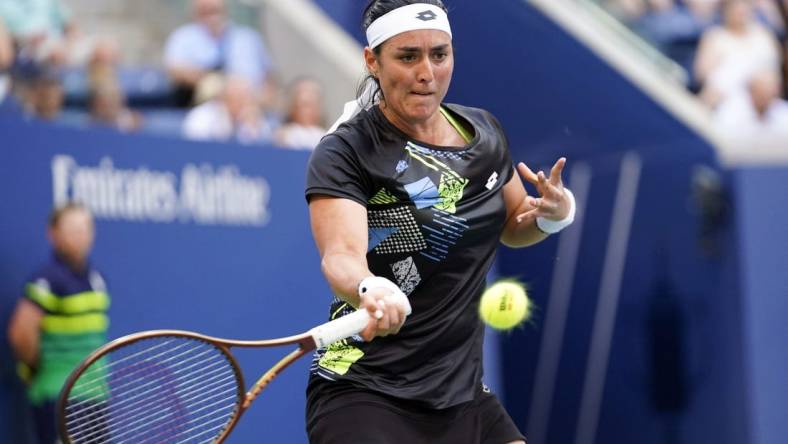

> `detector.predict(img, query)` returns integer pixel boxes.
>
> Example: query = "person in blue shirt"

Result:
[7,203,110,444]
[164,0,273,107]
[0,17,15,110]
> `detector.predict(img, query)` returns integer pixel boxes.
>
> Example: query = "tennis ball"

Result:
[479,280,530,330]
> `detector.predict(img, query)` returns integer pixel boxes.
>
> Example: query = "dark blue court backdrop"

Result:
[0,117,330,443]
[315,1,780,444]
[3,1,788,443]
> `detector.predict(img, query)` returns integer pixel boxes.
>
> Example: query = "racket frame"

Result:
[57,329,318,444]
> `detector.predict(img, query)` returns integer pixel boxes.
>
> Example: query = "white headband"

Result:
[365,3,452,49]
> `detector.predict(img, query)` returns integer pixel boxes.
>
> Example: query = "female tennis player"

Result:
[304,1,576,442]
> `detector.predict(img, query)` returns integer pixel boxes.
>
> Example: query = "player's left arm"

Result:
[500,157,572,247]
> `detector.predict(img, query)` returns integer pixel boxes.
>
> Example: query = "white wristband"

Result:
[536,187,576,234]
[358,276,412,315]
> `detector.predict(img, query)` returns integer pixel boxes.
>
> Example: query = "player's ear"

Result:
[364,47,379,78]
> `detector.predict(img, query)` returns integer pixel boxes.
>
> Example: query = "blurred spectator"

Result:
[86,39,121,87]
[275,77,326,150]
[88,80,142,132]
[7,203,110,444]
[164,0,273,107]
[18,66,64,120]
[0,17,13,104]
[605,0,720,26]
[684,0,722,25]
[182,75,274,144]
[633,0,710,51]
[83,39,141,132]
[694,0,782,107]
[714,68,788,148]
[0,0,101,67]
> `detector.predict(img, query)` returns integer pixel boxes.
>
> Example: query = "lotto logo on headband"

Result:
[366,3,452,49]
[416,10,437,21]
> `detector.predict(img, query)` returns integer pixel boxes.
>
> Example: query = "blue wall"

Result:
[4,1,787,443]
[0,117,329,443]
[733,167,788,444]
[444,2,748,443]
[314,1,754,443]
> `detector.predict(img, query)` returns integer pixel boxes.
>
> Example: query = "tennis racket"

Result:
[56,308,376,443]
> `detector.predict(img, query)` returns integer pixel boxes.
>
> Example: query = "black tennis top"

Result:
[305,103,514,409]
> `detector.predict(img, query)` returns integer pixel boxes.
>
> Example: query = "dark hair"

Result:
[49,202,91,228]
[356,0,449,106]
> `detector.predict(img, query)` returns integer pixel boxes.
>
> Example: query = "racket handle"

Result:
[309,309,370,348]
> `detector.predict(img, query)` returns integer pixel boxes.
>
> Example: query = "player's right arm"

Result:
[308,196,406,340]
[309,195,370,306]
[7,298,43,368]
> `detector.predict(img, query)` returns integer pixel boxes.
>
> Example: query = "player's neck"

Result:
[381,106,463,147]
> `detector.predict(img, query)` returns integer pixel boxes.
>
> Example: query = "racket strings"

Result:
[64,346,226,434]
[68,369,236,441]
[66,346,226,423]
[67,339,208,409]
[121,398,239,444]
[67,344,220,417]
[66,346,237,442]
[63,335,241,443]
[66,339,239,443]
[105,393,238,444]
[69,366,237,444]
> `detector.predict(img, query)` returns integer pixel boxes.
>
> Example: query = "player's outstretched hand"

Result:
[515,157,571,225]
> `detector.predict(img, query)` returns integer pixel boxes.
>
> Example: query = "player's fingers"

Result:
[519,196,548,222]
[526,196,543,210]
[536,197,558,213]
[386,309,401,335]
[542,181,564,200]
[358,293,384,341]
[386,297,403,323]
[539,186,572,220]
[388,303,406,334]
[361,318,377,342]
[516,207,543,225]
[537,170,550,195]
[376,300,391,336]
[517,162,539,186]
[360,293,384,320]
[549,157,566,186]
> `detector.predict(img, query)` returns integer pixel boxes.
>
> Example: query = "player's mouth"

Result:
[411,91,434,96]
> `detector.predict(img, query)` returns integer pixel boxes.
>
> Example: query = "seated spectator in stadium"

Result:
[632,0,709,51]
[714,68,788,149]
[0,17,13,105]
[89,80,142,132]
[684,0,722,26]
[182,75,274,144]
[275,77,326,150]
[86,39,121,87]
[694,0,782,107]
[19,66,64,120]
[7,203,110,444]
[164,0,273,107]
[0,0,101,68]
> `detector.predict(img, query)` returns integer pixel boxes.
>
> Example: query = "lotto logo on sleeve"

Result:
[485,172,499,190]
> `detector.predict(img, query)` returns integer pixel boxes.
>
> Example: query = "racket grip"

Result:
[310,309,370,348]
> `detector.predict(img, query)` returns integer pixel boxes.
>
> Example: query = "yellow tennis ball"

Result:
[479,280,531,330]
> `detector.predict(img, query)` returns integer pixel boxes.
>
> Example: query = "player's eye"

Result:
[431,51,447,62]
[399,54,417,62]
